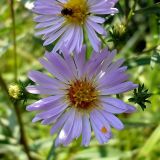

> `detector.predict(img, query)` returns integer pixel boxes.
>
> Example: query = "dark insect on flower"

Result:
[129,84,152,111]
[61,8,73,16]
[33,0,118,52]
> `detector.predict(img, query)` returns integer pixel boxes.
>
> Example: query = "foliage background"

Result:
[0,0,160,160]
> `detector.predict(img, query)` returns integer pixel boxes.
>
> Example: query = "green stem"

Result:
[9,0,17,82]
[0,74,33,160]
[126,0,138,26]
[6,1,33,159]
[0,75,8,93]
[47,140,56,160]
[99,35,107,46]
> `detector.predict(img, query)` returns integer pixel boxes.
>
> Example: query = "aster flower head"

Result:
[33,0,118,52]
[26,46,137,146]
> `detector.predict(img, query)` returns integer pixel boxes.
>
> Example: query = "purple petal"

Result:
[85,21,100,52]
[28,70,62,86]
[35,103,68,119]
[101,102,126,114]
[45,52,74,80]
[71,112,82,139]
[100,82,138,95]
[100,97,127,110]
[88,16,105,24]
[125,104,137,113]
[41,113,63,125]
[90,110,112,144]
[26,85,65,95]
[55,109,75,146]
[61,111,82,146]
[50,110,71,135]
[26,95,63,111]
[82,114,91,146]
[39,58,68,83]
[100,110,124,130]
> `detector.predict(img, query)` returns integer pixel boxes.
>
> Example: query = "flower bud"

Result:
[114,24,126,37]
[8,84,20,99]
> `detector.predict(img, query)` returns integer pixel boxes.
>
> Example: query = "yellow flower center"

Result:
[61,0,89,25]
[67,79,99,111]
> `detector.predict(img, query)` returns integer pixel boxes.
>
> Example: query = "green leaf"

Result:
[125,57,151,69]
[134,3,160,15]
[150,49,160,68]
[0,44,10,57]
[0,144,27,159]
[138,124,160,158]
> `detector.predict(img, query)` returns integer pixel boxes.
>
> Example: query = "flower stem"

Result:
[9,0,17,82]
[14,102,34,160]
[126,0,138,25]
[0,74,33,160]
[47,140,56,160]
[7,0,33,158]
[6,1,33,159]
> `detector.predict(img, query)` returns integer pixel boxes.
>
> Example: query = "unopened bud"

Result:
[8,84,20,99]
[114,24,126,37]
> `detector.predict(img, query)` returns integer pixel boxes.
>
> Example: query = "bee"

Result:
[61,8,73,16]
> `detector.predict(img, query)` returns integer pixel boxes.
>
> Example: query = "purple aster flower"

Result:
[26,46,137,146]
[33,0,118,52]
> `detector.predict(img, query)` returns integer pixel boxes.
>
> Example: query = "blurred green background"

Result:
[0,0,160,160]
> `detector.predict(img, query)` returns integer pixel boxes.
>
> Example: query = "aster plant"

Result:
[26,47,138,146]
[33,0,118,52]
